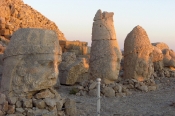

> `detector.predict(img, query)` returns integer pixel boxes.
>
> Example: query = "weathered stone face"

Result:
[124,26,154,81]
[89,9,121,84]
[1,28,62,97]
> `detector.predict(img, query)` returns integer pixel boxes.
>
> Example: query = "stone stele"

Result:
[0,28,62,97]
[124,25,154,81]
[89,9,122,84]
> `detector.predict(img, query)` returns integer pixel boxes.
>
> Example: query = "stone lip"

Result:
[3,28,61,59]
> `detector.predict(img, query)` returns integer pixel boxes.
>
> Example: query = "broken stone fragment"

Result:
[102,87,115,97]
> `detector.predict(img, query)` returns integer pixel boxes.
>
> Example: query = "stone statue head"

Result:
[0,28,62,97]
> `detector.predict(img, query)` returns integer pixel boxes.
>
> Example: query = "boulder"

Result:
[102,86,115,97]
[124,25,154,81]
[152,42,169,51]
[89,9,122,84]
[163,49,175,68]
[59,52,89,85]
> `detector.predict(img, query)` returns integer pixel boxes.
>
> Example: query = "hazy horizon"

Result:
[23,0,175,51]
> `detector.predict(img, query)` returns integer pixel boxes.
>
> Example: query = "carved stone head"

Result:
[0,28,62,97]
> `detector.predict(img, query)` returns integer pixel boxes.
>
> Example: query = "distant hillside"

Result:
[0,0,66,41]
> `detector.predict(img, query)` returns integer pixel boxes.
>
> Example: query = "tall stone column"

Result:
[89,9,122,84]
[124,25,154,81]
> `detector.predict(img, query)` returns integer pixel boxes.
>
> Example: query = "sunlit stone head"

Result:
[0,28,62,97]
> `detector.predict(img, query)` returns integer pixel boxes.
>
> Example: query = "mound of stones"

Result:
[0,0,66,41]
[0,88,77,116]
[73,76,158,97]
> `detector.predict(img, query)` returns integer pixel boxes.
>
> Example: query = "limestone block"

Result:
[0,28,62,97]
[15,108,25,114]
[60,58,88,85]
[15,101,22,108]
[64,98,77,116]
[56,100,64,111]
[7,105,15,114]
[44,98,56,108]
[89,82,97,90]
[102,87,115,97]
[23,99,32,108]
[33,99,46,109]
[124,26,154,81]
[7,97,17,105]
[89,9,121,84]
[35,89,55,99]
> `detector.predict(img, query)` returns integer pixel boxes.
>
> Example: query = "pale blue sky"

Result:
[23,0,175,50]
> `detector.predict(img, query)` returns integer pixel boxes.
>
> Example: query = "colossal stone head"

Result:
[0,28,62,97]
[89,9,121,84]
[124,26,154,81]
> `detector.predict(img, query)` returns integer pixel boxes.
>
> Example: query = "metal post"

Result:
[97,78,101,116]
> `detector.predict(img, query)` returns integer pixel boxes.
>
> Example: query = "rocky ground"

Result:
[57,77,175,116]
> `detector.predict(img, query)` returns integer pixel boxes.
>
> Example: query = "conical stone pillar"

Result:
[124,25,154,81]
[89,9,122,84]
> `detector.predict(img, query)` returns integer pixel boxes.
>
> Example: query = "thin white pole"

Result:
[97,78,101,116]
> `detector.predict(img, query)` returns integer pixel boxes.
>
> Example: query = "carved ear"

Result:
[16,66,27,77]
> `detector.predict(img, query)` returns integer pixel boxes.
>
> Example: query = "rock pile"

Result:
[152,42,175,77]
[72,76,157,97]
[89,9,122,84]
[124,25,154,81]
[0,88,77,116]
[0,0,66,41]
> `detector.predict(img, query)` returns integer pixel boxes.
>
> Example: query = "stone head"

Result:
[1,28,62,97]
